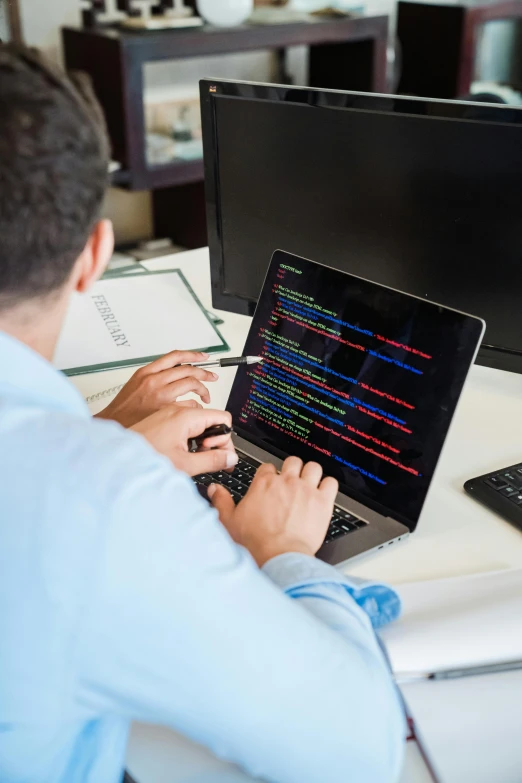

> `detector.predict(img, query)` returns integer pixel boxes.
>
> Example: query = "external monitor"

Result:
[200,79,522,373]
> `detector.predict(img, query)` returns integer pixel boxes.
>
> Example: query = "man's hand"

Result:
[208,457,338,567]
[95,351,219,428]
[131,405,238,476]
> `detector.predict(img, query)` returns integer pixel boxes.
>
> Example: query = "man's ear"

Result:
[74,220,114,294]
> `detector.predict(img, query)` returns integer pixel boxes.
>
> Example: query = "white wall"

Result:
[476,21,517,84]
[17,0,281,245]
[0,0,10,41]
[17,0,153,243]
[102,188,153,246]
[19,0,81,60]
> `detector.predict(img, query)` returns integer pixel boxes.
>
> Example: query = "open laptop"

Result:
[194,250,485,566]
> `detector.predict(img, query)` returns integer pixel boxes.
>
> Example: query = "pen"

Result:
[86,358,262,408]
[191,355,263,369]
[396,658,522,684]
[189,424,234,453]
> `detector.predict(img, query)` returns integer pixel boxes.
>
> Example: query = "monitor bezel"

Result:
[200,78,522,373]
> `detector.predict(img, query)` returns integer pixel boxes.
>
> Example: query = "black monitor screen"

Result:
[209,88,522,355]
[227,251,484,529]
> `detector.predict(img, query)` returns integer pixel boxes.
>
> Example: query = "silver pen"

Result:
[396,658,522,684]
[192,355,263,369]
[84,356,263,405]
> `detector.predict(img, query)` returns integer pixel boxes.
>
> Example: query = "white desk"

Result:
[71,247,522,783]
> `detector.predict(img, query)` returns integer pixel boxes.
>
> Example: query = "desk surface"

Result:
[71,247,522,782]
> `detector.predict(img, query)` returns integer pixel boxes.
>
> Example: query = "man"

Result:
[0,45,405,783]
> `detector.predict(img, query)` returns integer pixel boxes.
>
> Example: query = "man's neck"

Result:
[0,293,69,363]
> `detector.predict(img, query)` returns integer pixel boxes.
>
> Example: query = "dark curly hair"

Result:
[0,44,110,307]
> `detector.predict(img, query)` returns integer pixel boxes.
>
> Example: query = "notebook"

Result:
[401,669,522,783]
[380,568,522,677]
[380,569,522,782]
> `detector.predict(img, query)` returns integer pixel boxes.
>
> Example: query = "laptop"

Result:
[194,250,485,566]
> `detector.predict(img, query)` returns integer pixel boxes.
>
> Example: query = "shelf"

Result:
[109,160,204,190]
[63,16,389,197]
[70,15,389,61]
[145,158,204,189]
[110,167,131,187]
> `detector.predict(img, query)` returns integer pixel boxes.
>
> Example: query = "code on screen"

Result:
[227,251,483,527]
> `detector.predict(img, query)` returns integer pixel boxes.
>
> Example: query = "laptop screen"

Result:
[227,250,484,529]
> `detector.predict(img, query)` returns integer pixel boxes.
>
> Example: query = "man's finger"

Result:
[207,483,236,525]
[142,350,211,374]
[158,366,219,385]
[176,399,202,409]
[187,447,238,476]
[281,456,303,477]
[319,476,339,504]
[181,408,233,438]
[198,435,236,472]
[200,434,233,449]
[165,377,211,404]
[251,462,277,485]
[301,461,323,488]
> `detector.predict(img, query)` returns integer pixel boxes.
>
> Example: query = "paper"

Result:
[54,270,228,376]
[399,740,439,783]
[401,670,522,783]
[140,258,224,325]
[380,568,522,676]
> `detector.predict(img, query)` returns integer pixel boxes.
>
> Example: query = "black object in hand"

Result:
[188,424,234,453]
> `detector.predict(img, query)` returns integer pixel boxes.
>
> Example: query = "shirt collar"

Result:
[0,330,89,417]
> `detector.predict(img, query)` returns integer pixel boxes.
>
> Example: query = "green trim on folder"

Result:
[62,343,229,378]
[61,268,229,377]
[102,263,148,279]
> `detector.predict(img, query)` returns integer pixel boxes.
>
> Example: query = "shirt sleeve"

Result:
[262,552,402,631]
[76,440,406,783]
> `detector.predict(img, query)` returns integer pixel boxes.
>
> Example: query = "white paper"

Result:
[399,740,438,783]
[380,568,522,675]
[54,271,225,374]
[402,670,522,783]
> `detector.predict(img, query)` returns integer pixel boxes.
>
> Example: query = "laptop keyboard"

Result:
[194,452,367,545]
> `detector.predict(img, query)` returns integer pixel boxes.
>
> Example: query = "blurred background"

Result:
[2,0,521,257]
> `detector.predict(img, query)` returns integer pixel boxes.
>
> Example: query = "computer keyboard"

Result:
[464,462,522,532]
[194,453,367,544]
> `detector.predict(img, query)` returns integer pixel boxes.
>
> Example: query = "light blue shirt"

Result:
[0,331,405,783]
